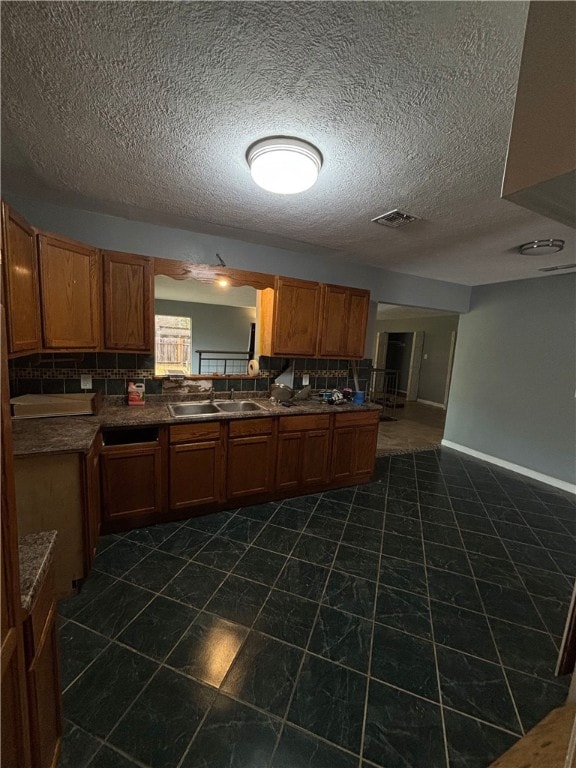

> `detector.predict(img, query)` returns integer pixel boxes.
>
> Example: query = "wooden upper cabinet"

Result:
[1,202,42,355]
[260,277,321,357]
[102,250,153,352]
[38,233,100,350]
[319,284,370,359]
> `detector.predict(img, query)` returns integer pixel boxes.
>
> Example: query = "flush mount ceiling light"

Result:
[246,136,322,194]
[518,239,565,256]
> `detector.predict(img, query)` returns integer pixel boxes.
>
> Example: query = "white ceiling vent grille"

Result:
[372,209,418,228]
[538,263,576,273]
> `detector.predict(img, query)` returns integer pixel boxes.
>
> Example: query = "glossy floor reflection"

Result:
[377,401,446,456]
[58,449,575,768]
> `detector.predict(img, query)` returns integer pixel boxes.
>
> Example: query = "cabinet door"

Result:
[1,203,42,355]
[318,284,347,357]
[100,444,162,527]
[343,289,370,358]
[331,426,355,482]
[170,441,223,509]
[352,424,378,477]
[301,429,331,486]
[319,285,370,359]
[227,435,275,499]
[1,642,31,768]
[102,250,153,351]
[331,414,379,482]
[26,605,62,768]
[272,277,321,356]
[38,233,100,349]
[275,432,302,492]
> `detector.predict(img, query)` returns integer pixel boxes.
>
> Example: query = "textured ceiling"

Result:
[1,1,574,286]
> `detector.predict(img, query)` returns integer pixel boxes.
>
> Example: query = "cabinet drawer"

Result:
[334,410,380,427]
[279,414,330,432]
[229,418,273,437]
[27,560,55,657]
[170,422,222,443]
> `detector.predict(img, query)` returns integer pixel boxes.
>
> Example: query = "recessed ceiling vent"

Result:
[538,263,576,273]
[372,209,418,228]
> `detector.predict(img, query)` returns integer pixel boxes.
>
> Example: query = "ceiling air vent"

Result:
[538,263,576,272]
[372,209,418,228]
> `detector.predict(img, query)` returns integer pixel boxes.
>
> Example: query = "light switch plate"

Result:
[302,373,310,386]
[80,374,92,389]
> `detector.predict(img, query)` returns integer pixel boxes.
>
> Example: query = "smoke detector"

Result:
[372,209,418,228]
[518,239,564,256]
[538,263,576,273]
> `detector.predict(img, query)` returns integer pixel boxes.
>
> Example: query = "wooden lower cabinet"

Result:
[15,453,92,598]
[100,429,164,531]
[227,419,275,499]
[331,411,380,483]
[276,415,330,492]
[1,643,31,768]
[169,423,224,509]
[23,562,62,768]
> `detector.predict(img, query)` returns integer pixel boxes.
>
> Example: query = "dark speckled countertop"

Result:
[12,416,102,457]
[12,395,382,457]
[18,530,57,612]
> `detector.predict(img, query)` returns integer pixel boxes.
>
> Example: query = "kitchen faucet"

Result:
[230,388,235,401]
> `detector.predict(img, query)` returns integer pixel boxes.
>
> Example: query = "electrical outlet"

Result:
[302,373,310,386]
[80,375,92,389]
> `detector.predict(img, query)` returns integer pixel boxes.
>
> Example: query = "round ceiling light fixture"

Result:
[246,136,322,194]
[518,239,565,256]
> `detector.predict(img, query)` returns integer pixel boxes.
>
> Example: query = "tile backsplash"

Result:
[9,353,373,399]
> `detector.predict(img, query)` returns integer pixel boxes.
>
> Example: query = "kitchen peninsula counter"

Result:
[18,529,57,612]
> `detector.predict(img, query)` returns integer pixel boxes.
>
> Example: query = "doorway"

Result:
[372,304,460,455]
[373,330,425,409]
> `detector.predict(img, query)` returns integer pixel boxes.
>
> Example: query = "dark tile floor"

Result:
[57,449,575,768]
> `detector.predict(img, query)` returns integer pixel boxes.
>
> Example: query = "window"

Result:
[154,315,191,376]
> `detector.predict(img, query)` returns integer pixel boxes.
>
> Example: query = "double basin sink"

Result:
[168,400,266,418]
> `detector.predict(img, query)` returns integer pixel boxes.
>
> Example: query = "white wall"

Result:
[444,274,576,487]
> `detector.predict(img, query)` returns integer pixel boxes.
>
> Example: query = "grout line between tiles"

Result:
[450,462,527,737]
[413,452,451,768]
[265,486,360,768]
[358,462,390,768]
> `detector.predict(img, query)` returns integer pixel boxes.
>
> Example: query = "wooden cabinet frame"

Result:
[168,423,224,510]
[22,562,62,768]
[102,250,154,351]
[1,202,42,356]
[100,433,165,532]
[153,259,370,360]
[37,232,101,350]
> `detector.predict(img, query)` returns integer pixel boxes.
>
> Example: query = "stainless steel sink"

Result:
[215,400,265,413]
[168,400,265,418]
[168,402,220,417]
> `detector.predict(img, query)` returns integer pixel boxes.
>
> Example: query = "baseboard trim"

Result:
[416,398,446,409]
[441,440,576,495]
